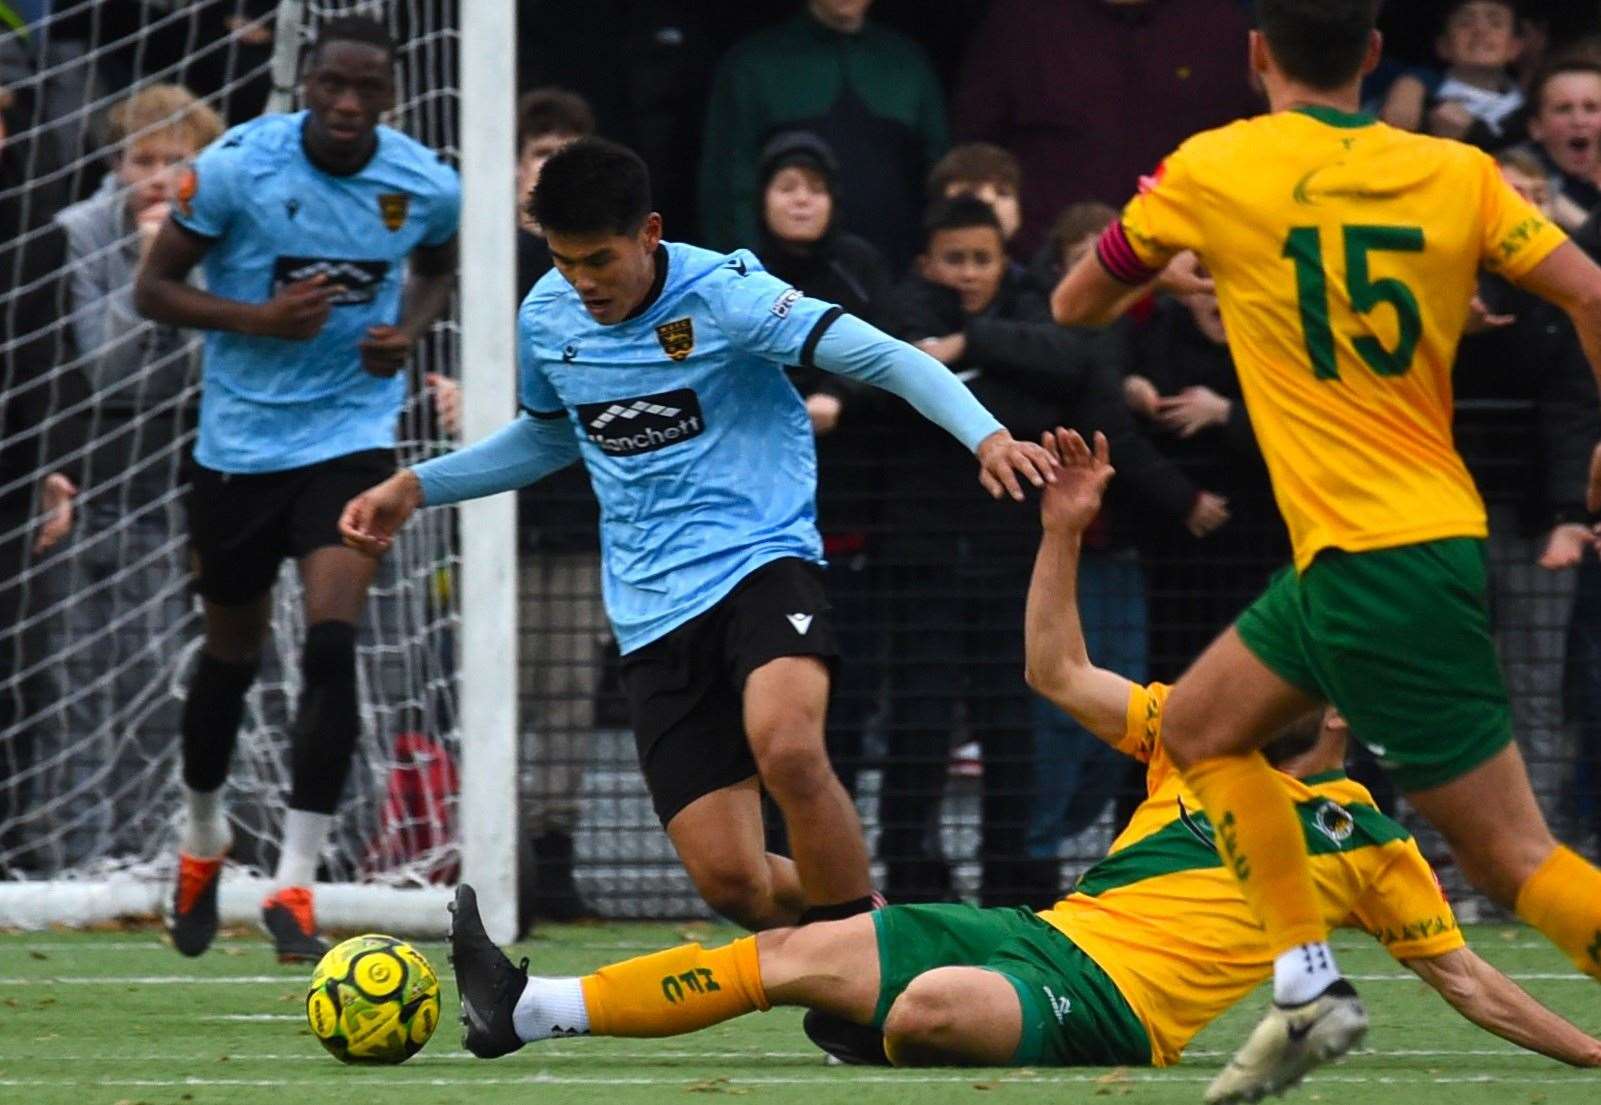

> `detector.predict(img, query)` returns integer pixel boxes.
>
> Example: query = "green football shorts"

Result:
[1236,537,1512,792]
[872,903,1150,1066]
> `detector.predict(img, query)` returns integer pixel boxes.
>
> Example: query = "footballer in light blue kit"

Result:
[343,139,1056,947]
[133,17,458,965]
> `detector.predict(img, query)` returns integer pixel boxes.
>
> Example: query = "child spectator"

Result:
[52,83,221,860]
[1031,201,1117,300]
[926,142,1023,248]
[1382,0,1527,148]
[1513,58,1601,230]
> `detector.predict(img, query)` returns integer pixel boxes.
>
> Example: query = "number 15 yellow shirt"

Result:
[1098,106,1567,569]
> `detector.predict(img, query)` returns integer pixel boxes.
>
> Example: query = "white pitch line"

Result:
[0,1073,1594,1089]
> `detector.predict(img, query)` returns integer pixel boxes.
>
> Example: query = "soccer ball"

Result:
[305,934,440,1064]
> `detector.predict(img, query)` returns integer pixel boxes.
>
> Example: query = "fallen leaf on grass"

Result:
[685,1077,748,1094]
[1092,1069,1133,1096]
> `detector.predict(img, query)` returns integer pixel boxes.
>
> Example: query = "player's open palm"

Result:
[340,470,424,558]
[1038,428,1114,535]
[253,273,338,340]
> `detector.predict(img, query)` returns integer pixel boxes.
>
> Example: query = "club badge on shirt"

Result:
[377,192,410,232]
[655,318,694,361]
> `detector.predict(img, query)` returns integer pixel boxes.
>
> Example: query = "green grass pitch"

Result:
[2,922,1596,1105]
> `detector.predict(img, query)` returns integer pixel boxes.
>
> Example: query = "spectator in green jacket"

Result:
[698,1,947,268]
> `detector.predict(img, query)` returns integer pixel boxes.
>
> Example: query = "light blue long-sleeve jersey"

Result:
[414,242,1001,652]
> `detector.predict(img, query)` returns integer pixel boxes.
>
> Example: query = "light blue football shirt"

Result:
[173,111,460,473]
[519,243,835,652]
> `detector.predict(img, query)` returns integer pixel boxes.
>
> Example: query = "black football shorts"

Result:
[619,556,839,825]
[186,448,396,605]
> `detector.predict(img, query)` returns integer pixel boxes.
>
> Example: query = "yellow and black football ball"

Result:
[306,934,440,1064]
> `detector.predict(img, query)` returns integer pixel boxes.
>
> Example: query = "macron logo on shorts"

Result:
[786,613,813,635]
[576,388,704,456]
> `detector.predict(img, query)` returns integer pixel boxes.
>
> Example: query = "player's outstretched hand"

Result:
[1038,428,1114,535]
[340,469,424,558]
[976,429,1058,502]
[361,325,415,377]
[252,273,339,340]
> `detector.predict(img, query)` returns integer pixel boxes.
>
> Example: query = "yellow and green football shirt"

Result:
[1039,682,1464,1066]
[1097,107,1567,569]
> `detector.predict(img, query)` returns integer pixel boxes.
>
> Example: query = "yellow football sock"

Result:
[1182,753,1327,955]
[580,936,769,1037]
[1515,845,1601,981]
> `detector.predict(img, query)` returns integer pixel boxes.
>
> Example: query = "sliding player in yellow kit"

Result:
[441,431,1601,1082]
[1053,1,1601,1102]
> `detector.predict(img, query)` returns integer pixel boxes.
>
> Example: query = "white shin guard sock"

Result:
[1273,941,1340,1006]
[182,787,232,859]
[274,809,334,890]
[512,977,590,1041]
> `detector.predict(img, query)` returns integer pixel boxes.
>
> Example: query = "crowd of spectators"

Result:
[3,0,1601,911]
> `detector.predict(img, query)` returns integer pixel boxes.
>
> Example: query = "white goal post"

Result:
[0,0,518,938]
[455,0,519,945]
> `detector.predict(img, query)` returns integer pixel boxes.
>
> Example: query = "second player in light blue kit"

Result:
[135,16,458,964]
[342,140,1054,966]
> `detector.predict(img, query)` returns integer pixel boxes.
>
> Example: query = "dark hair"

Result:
[310,15,397,66]
[921,194,1002,251]
[516,87,596,151]
[926,142,1022,201]
[1262,710,1326,769]
[1530,56,1601,115]
[1046,201,1118,259]
[1256,0,1378,91]
[531,137,652,237]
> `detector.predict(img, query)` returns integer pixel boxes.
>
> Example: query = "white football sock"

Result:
[1273,941,1341,1005]
[181,786,232,859]
[513,976,590,1041]
[274,809,333,889]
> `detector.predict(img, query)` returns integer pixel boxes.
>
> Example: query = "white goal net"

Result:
[0,0,467,929]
